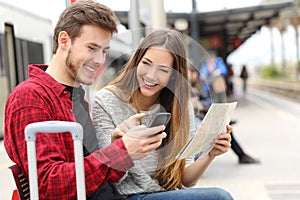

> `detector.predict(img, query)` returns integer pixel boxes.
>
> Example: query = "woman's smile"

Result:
[143,78,158,88]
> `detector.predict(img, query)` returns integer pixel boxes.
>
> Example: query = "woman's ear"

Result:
[58,31,70,50]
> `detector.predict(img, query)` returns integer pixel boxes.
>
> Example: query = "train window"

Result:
[0,34,44,80]
[15,39,26,82]
[25,41,44,79]
[14,39,44,80]
[27,41,44,64]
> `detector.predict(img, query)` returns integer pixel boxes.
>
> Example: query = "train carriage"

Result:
[0,2,53,138]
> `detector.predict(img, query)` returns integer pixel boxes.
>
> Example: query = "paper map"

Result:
[176,102,237,160]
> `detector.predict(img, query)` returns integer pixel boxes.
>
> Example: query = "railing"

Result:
[249,78,300,101]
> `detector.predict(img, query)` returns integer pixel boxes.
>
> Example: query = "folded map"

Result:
[176,102,237,160]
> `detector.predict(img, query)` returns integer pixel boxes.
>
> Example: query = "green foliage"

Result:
[260,65,282,78]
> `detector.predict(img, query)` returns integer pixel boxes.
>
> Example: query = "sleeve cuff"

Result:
[94,138,134,172]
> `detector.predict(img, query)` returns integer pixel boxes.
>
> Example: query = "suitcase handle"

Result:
[25,121,86,200]
[25,120,83,141]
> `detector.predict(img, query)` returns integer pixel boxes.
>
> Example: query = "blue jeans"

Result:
[128,187,234,200]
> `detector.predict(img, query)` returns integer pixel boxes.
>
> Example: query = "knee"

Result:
[211,187,234,200]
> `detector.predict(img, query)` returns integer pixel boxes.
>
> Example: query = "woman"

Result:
[92,29,233,200]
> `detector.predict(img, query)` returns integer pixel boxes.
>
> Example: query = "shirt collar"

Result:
[28,64,68,96]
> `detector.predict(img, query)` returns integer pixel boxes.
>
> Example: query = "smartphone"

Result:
[147,112,171,136]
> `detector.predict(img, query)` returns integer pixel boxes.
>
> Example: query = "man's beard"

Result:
[65,48,80,84]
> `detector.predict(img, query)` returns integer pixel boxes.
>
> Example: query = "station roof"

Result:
[114,1,294,55]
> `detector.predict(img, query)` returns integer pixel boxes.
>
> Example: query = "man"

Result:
[200,52,228,103]
[4,1,166,199]
[199,55,260,164]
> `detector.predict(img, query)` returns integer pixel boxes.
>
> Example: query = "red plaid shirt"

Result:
[4,65,133,199]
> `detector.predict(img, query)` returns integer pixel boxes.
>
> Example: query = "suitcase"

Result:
[24,121,86,200]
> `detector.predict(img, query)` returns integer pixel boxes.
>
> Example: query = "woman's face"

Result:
[136,47,174,100]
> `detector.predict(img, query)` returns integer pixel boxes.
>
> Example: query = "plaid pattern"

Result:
[4,65,133,199]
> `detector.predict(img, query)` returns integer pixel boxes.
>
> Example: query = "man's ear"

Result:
[58,31,70,50]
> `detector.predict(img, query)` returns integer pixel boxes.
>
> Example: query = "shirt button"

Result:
[63,90,68,95]
[69,108,73,112]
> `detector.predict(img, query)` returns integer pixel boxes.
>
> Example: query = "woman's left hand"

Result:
[208,125,232,157]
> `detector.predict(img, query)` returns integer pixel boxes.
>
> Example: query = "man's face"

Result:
[188,69,198,83]
[65,25,111,86]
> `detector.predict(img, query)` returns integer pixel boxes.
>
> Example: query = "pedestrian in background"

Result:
[188,66,208,129]
[226,63,235,98]
[192,60,260,164]
[92,29,234,200]
[200,52,228,103]
[240,65,249,94]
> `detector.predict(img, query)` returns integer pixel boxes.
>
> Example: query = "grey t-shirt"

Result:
[92,87,196,196]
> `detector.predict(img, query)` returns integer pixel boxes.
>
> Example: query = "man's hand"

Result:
[112,113,167,160]
[111,113,144,142]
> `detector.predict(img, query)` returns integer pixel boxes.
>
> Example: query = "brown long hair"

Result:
[107,29,190,190]
[52,0,118,54]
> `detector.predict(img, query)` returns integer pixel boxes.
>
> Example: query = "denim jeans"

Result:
[128,187,234,200]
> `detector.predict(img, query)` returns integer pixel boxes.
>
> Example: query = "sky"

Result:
[0,0,297,72]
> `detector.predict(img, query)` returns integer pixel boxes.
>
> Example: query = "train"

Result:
[0,2,53,139]
[0,2,132,139]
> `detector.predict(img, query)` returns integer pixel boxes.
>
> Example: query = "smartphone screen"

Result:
[147,113,171,135]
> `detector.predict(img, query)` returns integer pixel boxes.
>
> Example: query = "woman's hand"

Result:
[182,124,232,186]
[208,125,232,157]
